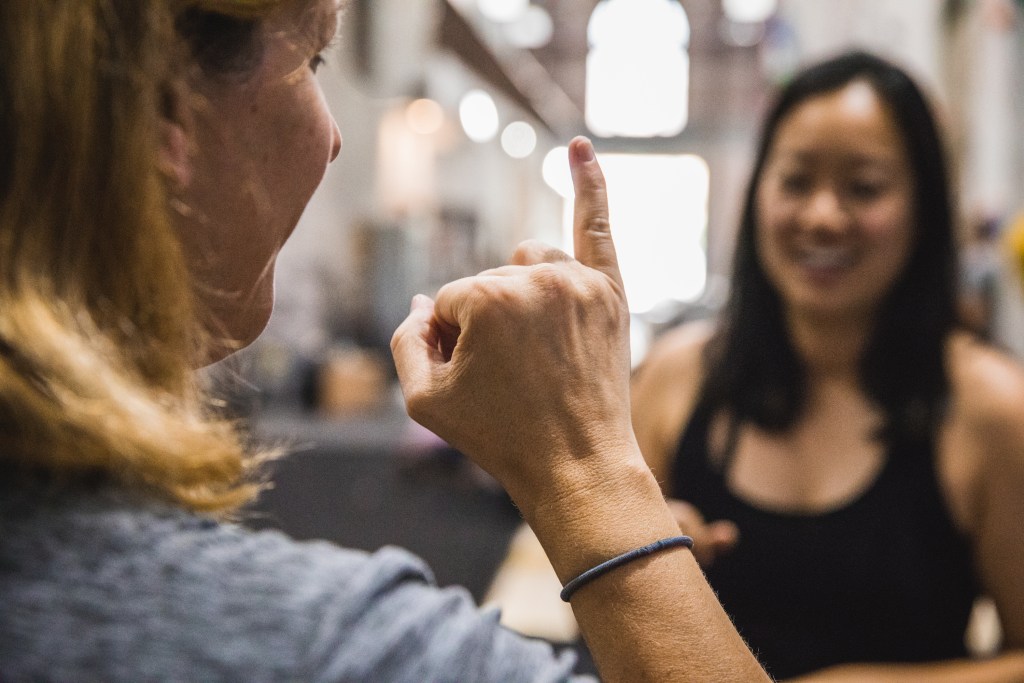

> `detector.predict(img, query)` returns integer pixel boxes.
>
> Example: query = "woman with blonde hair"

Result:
[0,1,770,680]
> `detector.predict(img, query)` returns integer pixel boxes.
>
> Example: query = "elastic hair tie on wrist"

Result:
[559,535,694,602]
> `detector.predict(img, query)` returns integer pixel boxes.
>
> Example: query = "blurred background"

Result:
[225,0,1024,655]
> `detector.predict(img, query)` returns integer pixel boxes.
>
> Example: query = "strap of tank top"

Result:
[715,413,743,474]
[678,392,742,476]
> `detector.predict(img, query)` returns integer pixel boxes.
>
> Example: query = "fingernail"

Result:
[573,136,595,163]
[411,294,428,311]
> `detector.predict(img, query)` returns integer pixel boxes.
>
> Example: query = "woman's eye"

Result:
[310,54,326,73]
[780,174,810,194]
[848,181,885,200]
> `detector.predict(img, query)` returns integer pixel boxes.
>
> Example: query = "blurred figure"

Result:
[959,214,1001,341]
[999,209,1024,346]
[632,51,1024,681]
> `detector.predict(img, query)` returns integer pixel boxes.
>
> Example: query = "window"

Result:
[560,153,709,313]
[586,0,690,137]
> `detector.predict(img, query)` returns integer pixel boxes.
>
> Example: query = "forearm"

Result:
[519,448,770,683]
[785,652,1024,683]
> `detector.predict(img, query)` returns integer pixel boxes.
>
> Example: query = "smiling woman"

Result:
[755,80,916,321]
[631,50,1024,681]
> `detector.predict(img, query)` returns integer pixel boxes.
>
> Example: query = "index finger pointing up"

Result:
[569,136,623,289]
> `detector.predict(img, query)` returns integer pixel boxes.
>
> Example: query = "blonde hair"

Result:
[0,0,301,512]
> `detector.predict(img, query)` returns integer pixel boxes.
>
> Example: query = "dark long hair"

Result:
[703,51,958,445]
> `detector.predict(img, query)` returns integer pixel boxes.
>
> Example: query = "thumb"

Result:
[569,136,623,290]
[706,520,740,551]
[390,295,445,406]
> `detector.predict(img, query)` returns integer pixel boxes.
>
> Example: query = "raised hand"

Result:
[666,499,739,567]
[390,137,637,510]
[391,138,772,683]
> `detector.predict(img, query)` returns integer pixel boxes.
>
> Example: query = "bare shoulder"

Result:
[639,319,715,374]
[945,342,1024,648]
[948,333,1024,437]
[631,320,716,487]
[946,333,1024,483]
[634,319,715,401]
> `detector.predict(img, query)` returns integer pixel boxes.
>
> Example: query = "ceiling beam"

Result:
[438,0,584,138]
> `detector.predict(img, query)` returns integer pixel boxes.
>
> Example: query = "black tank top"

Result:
[671,397,979,680]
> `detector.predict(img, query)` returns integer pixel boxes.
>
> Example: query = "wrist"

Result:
[515,445,681,584]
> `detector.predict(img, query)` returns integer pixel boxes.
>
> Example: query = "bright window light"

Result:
[501,121,537,159]
[586,0,690,137]
[459,89,499,143]
[561,154,709,313]
[586,48,689,138]
[722,0,777,24]
[588,0,690,47]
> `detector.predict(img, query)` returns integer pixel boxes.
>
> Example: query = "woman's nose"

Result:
[802,188,849,233]
[329,117,342,162]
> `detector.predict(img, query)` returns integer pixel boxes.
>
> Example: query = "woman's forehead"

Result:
[771,86,906,163]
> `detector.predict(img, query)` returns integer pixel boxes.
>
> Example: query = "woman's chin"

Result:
[199,286,275,366]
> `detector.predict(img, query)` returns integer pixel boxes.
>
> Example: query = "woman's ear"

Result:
[158,81,194,189]
[159,121,192,189]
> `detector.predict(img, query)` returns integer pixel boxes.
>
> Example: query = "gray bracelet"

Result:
[559,535,695,602]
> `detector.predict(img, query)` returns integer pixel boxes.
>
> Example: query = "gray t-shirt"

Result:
[0,481,591,682]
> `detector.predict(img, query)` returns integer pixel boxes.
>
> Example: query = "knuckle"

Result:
[435,280,456,303]
[530,261,565,286]
[512,239,544,260]
[468,278,502,309]
[582,215,612,236]
[509,242,532,265]
[462,279,515,326]
[529,264,579,303]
